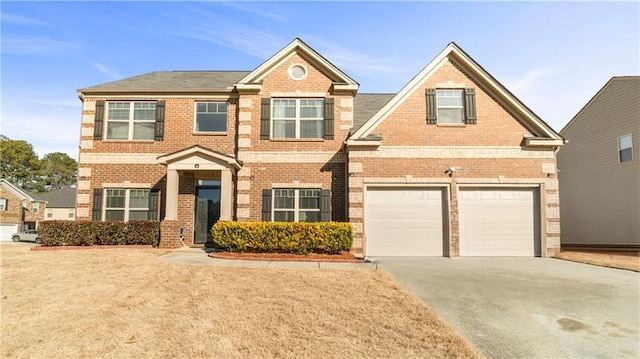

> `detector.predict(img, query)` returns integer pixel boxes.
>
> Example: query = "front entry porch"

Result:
[157,145,241,248]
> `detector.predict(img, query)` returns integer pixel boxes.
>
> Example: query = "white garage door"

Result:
[459,188,540,256]
[365,188,445,257]
[0,224,18,242]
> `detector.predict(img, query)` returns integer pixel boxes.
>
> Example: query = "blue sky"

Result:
[1,1,638,160]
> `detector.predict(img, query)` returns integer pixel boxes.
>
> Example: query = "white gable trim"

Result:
[157,146,241,170]
[236,38,358,87]
[0,179,38,202]
[351,43,563,142]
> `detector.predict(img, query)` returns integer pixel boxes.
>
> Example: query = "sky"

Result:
[1,1,638,161]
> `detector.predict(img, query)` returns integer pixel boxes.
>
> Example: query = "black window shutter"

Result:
[262,189,272,221]
[465,88,477,124]
[148,189,159,220]
[154,100,166,140]
[93,100,105,139]
[92,188,103,221]
[323,98,335,140]
[260,98,271,139]
[319,189,331,222]
[426,89,437,124]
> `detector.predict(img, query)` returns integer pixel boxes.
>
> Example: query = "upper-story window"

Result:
[106,102,156,140]
[47,209,53,218]
[0,198,7,211]
[32,203,39,214]
[68,209,75,218]
[436,90,464,124]
[195,102,227,132]
[260,98,334,140]
[272,99,324,139]
[618,134,633,162]
[426,88,476,125]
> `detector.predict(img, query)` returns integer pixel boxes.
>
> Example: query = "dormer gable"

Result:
[349,42,564,148]
[235,38,359,95]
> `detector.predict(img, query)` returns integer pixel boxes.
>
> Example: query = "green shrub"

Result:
[37,220,160,247]
[211,221,353,254]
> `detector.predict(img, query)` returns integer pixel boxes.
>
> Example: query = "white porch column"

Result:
[220,169,233,221]
[165,169,179,220]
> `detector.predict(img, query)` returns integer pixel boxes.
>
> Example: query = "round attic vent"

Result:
[288,65,307,80]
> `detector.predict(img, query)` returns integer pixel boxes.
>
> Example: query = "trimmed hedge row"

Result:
[37,220,160,247]
[211,221,352,254]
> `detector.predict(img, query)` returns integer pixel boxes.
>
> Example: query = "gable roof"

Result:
[560,76,640,134]
[78,71,250,95]
[37,187,76,208]
[236,38,358,93]
[350,42,563,144]
[352,93,395,132]
[0,179,47,203]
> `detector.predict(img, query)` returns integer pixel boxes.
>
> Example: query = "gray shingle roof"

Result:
[352,93,395,131]
[37,187,76,208]
[79,71,251,92]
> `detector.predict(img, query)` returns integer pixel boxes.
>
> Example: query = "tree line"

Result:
[0,135,77,193]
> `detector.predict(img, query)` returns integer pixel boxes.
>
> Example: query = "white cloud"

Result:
[506,66,558,95]
[1,36,76,55]
[1,13,49,26]
[93,63,122,80]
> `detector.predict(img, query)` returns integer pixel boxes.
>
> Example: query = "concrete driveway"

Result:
[373,257,639,359]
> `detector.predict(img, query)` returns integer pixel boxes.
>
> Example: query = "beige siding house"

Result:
[558,76,640,249]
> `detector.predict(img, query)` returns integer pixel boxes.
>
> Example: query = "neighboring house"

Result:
[39,187,77,221]
[558,77,640,250]
[0,179,47,240]
[75,38,564,257]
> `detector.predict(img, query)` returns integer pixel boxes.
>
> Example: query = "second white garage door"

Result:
[365,188,446,257]
[459,188,540,256]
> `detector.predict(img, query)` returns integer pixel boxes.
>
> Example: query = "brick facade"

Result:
[76,39,563,256]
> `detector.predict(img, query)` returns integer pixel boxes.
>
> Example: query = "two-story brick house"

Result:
[0,179,47,239]
[76,38,564,257]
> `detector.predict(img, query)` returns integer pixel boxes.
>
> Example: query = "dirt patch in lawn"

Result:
[553,250,639,272]
[210,251,361,262]
[1,243,483,359]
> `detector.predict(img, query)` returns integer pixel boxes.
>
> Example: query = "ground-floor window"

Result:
[273,189,321,222]
[105,189,150,221]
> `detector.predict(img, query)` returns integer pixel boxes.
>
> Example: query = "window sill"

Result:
[269,138,325,142]
[436,123,467,128]
[103,139,155,142]
[193,132,228,136]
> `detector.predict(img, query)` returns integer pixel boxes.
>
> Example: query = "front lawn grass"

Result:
[1,243,482,358]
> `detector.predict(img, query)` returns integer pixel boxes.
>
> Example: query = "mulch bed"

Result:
[209,251,363,263]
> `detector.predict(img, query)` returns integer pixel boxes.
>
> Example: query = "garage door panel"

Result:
[365,188,445,257]
[460,188,539,257]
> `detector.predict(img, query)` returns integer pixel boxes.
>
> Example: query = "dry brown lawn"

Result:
[554,250,640,272]
[1,243,483,359]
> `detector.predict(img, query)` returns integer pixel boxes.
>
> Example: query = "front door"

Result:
[194,182,221,245]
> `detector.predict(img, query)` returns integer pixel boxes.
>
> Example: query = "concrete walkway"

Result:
[161,247,375,270]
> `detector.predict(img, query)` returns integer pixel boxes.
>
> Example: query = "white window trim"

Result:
[618,133,633,162]
[104,189,150,221]
[272,189,321,222]
[436,89,464,124]
[32,203,39,214]
[106,101,156,140]
[271,98,324,139]
[47,209,53,218]
[193,101,228,133]
[0,198,7,211]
